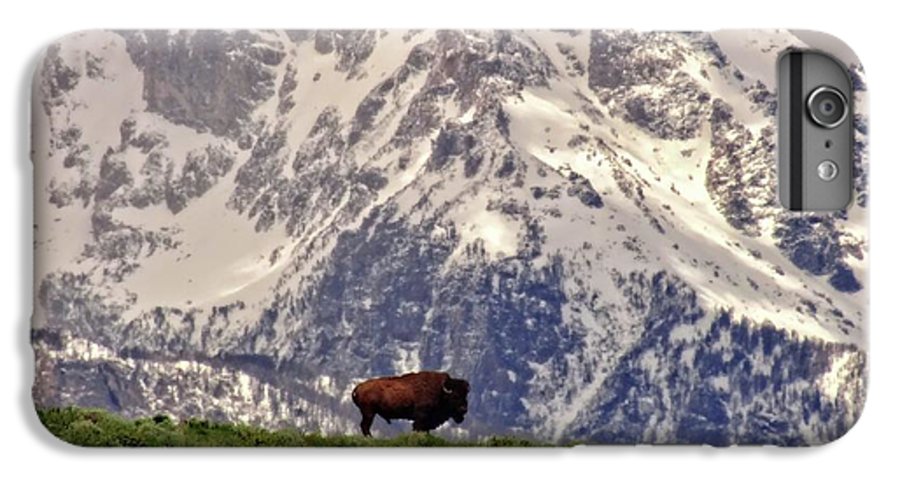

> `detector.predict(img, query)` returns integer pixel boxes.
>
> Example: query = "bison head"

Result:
[441,377,470,424]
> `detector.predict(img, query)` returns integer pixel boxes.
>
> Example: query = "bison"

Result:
[351,371,470,437]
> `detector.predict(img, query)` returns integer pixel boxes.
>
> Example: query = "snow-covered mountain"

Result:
[31,29,867,445]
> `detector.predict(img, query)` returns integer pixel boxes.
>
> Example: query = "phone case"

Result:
[31,29,868,447]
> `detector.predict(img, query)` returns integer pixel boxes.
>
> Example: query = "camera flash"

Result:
[817,160,839,182]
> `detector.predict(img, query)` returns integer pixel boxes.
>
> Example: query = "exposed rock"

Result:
[119,30,285,138]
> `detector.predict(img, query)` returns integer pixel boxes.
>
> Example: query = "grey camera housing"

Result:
[778,50,853,211]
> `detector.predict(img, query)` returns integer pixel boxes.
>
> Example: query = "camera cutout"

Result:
[778,50,853,211]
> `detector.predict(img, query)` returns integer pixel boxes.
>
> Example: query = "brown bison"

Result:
[351,371,470,436]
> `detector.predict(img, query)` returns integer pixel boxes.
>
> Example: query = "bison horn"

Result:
[442,382,453,395]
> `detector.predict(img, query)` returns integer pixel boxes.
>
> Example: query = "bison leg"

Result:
[413,413,447,433]
[412,412,436,433]
[412,418,429,433]
[360,410,375,437]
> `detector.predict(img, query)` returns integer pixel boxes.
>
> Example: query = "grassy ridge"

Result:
[36,407,545,447]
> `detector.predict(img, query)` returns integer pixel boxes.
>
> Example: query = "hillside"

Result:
[37,407,544,447]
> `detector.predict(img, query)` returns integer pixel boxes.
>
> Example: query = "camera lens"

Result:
[807,86,848,128]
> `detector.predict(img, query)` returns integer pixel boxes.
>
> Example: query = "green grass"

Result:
[36,407,547,447]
